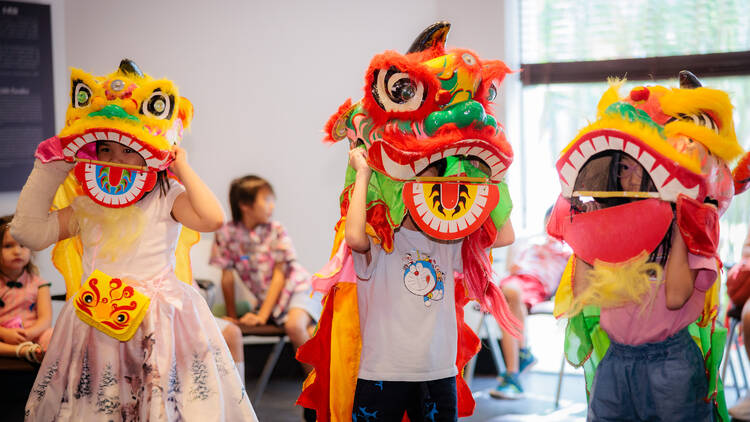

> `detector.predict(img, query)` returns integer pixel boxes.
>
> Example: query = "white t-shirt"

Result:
[352,227,463,382]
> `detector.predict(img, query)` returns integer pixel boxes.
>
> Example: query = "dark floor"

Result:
[250,372,588,422]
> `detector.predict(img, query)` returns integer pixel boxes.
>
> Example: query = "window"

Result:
[516,1,750,262]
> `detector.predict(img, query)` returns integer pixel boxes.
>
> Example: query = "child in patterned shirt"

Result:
[210,175,322,373]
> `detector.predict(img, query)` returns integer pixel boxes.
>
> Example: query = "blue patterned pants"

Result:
[352,377,457,421]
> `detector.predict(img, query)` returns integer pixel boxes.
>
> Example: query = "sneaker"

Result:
[730,394,750,420]
[489,372,524,399]
[518,347,538,374]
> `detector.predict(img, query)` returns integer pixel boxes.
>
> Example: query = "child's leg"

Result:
[34,327,53,352]
[0,341,42,362]
[499,278,528,373]
[284,307,312,373]
[406,377,457,422]
[352,379,413,421]
[213,317,245,384]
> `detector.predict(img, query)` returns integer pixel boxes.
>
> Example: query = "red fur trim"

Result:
[455,277,481,417]
[461,221,522,338]
[362,51,441,125]
[383,123,513,159]
[733,150,750,195]
[323,98,352,144]
[476,60,513,110]
[406,46,445,63]
[339,184,397,252]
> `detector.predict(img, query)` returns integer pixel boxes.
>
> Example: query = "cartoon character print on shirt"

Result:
[403,251,445,307]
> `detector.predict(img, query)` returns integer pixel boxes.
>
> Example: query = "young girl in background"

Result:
[0,215,52,364]
[210,175,321,368]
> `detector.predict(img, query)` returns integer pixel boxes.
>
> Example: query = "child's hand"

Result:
[222,316,239,325]
[0,327,28,345]
[348,148,372,177]
[239,312,266,328]
[168,146,190,177]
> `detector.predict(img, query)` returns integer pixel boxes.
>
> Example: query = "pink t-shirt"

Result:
[0,271,50,330]
[599,253,717,345]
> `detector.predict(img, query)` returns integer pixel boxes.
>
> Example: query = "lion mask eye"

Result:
[371,67,427,113]
[141,89,174,120]
[72,81,92,108]
[674,112,719,134]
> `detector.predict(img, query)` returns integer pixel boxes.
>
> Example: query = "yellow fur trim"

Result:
[564,252,663,317]
[664,121,743,163]
[561,116,702,175]
[596,78,625,117]
[62,67,192,154]
[660,87,740,161]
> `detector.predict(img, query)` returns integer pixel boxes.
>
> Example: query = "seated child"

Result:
[210,175,322,373]
[490,207,570,399]
[0,215,52,364]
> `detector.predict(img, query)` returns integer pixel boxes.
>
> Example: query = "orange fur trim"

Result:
[382,122,512,159]
[476,59,513,110]
[323,99,352,144]
[362,51,441,125]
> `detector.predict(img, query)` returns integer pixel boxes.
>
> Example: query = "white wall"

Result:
[3,0,513,297]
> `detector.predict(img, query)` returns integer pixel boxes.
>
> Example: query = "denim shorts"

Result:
[588,328,713,422]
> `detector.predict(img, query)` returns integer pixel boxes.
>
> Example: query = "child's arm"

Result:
[12,159,77,250]
[220,269,238,321]
[344,148,372,255]
[664,225,698,310]
[492,219,515,248]
[24,285,52,339]
[241,263,285,326]
[169,147,225,232]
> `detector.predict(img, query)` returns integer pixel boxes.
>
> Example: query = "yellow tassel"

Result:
[565,252,663,317]
[596,78,625,118]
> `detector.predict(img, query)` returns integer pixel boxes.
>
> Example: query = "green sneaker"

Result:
[518,347,538,374]
[489,372,524,399]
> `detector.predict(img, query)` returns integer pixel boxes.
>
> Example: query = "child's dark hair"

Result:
[229,175,274,223]
[0,215,38,276]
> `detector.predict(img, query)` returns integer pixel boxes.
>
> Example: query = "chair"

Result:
[194,279,290,405]
[239,324,289,405]
[464,300,568,408]
[528,300,568,408]
[722,305,749,397]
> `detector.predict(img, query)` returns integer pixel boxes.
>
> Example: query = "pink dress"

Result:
[24,180,257,421]
[0,271,53,350]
